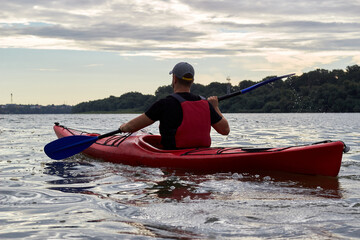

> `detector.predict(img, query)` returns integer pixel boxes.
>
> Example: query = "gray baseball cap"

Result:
[169,62,195,81]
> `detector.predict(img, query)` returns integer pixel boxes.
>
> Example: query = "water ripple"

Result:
[0,189,89,206]
[1,113,359,239]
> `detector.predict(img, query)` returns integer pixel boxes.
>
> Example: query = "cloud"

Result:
[3,22,203,42]
[31,68,60,72]
[1,0,360,105]
[0,0,359,65]
[85,64,104,68]
[184,0,360,17]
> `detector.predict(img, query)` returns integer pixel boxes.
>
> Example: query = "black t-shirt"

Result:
[145,92,222,149]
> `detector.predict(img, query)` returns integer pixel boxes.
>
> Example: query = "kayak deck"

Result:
[52,123,346,177]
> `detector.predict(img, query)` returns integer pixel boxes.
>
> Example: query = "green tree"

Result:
[72,65,360,113]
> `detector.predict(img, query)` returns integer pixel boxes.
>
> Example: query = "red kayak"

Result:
[52,123,347,177]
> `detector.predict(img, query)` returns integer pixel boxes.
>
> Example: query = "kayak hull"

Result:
[53,124,345,177]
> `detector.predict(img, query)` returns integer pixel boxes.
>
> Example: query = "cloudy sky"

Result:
[1,0,360,105]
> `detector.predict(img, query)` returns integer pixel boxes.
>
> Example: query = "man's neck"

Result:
[173,86,190,93]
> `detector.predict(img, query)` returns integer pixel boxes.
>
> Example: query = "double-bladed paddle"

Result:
[44,73,295,160]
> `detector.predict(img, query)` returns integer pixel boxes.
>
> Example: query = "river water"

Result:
[1,113,359,239]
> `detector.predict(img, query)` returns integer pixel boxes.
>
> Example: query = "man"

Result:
[119,62,230,149]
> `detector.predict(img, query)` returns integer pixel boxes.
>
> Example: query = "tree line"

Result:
[72,65,360,113]
[0,104,72,114]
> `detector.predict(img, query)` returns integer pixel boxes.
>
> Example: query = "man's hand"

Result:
[207,96,219,109]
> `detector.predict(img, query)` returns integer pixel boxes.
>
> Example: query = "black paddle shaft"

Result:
[98,129,122,139]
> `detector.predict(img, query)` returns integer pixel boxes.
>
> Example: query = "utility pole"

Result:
[11,93,13,104]
[226,76,231,94]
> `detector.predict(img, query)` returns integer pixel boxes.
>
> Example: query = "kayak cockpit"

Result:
[138,135,166,152]
[137,135,198,153]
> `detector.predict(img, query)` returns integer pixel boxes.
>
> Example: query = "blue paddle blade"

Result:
[44,135,98,160]
[218,73,295,101]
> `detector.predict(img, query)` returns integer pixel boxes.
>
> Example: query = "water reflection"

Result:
[45,161,95,184]
[234,171,342,199]
[148,175,212,201]
[155,170,342,200]
[44,158,342,204]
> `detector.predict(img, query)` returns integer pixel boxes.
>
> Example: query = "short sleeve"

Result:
[208,103,222,124]
[145,99,165,121]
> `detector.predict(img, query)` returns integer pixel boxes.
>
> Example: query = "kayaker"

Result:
[119,62,230,149]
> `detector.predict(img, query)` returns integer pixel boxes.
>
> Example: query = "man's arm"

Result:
[207,96,230,135]
[119,113,155,133]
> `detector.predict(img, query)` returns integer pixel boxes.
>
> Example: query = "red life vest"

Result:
[172,94,211,148]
